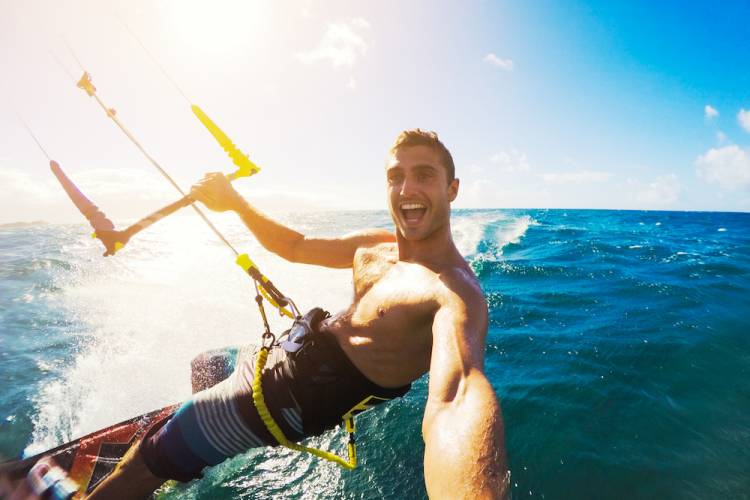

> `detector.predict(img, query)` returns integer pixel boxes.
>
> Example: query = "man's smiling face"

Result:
[386,145,459,241]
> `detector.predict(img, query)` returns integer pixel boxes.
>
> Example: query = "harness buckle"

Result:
[261,331,276,349]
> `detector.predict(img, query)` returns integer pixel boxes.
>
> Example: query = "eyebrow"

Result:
[412,164,438,173]
[387,163,438,173]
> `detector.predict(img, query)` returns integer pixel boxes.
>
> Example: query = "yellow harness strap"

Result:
[252,347,357,469]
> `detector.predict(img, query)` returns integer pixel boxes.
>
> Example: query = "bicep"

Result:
[423,299,486,439]
[426,300,487,405]
[291,228,395,268]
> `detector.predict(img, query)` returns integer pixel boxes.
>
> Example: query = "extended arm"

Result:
[422,278,508,499]
[190,173,394,267]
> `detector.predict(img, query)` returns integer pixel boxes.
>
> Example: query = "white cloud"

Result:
[695,145,750,190]
[300,0,314,18]
[71,169,174,200]
[635,174,681,205]
[463,164,484,175]
[538,170,612,184]
[462,178,497,205]
[483,53,513,71]
[457,178,551,209]
[489,149,529,173]
[0,168,57,201]
[704,105,719,119]
[297,18,371,69]
[240,186,351,212]
[738,108,750,134]
[0,166,180,224]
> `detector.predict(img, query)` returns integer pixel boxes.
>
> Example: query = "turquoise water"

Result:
[1,209,749,499]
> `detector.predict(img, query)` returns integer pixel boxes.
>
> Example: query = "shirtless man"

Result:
[4,130,507,499]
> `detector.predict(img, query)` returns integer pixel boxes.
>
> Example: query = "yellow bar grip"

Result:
[191,105,261,180]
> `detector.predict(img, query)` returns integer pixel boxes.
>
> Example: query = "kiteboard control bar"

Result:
[58,47,296,317]
[51,160,201,256]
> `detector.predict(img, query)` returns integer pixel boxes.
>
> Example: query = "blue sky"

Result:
[1,0,749,223]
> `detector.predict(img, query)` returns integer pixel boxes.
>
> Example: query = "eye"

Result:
[388,172,403,184]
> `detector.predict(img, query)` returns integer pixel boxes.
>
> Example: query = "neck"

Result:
[396,220,460,270]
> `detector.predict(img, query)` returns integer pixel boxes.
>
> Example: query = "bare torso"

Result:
[321,242,473,388]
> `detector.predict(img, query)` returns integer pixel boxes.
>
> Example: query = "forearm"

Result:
[189,172,389,267]
[423,372,507,499]
[232,197,304,262]
[190,172,306,261]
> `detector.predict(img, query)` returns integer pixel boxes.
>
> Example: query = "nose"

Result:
[399,175,416,197]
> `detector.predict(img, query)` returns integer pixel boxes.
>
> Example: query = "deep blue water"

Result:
[1,209,749,499]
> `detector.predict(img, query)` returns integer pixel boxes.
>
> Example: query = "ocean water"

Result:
[0,209,748,499]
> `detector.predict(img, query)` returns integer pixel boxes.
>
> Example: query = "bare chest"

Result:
[350,245,439,328]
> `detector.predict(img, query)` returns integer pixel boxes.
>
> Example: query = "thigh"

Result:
[190,345,259,393]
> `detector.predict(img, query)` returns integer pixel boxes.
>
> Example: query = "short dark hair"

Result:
[389,129,455,182]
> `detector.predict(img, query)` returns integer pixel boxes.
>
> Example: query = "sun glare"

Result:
[163,0,270,57]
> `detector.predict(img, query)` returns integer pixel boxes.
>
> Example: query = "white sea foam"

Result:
[26,216,351,455]
[451,212,507,257]
[495,215,538,252]
[465,214,538,264]
[717,227,727,232]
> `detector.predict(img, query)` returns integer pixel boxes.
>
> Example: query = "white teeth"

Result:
[400,203,426,210]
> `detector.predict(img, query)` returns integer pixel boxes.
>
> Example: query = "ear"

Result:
[447,178,459,202]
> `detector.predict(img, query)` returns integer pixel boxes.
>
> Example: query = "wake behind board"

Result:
[0,404,177,498]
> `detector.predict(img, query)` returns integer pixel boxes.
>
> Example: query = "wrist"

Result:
[229,192,248,212]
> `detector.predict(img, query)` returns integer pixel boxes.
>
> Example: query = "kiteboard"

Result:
[0,404,177,498]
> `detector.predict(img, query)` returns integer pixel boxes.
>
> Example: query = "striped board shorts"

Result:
[139,325,410,482]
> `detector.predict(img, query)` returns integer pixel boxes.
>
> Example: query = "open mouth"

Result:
[400,202,427,224]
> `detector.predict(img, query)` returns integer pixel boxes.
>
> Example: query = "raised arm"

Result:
[190,173,394,268]
[423,274,508,499]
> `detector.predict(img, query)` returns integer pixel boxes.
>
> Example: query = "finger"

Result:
[189,187,216,208]
[190,184,208,200]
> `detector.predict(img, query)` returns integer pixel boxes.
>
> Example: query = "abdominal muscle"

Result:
[322,310,433,388]
[319,252,440,388]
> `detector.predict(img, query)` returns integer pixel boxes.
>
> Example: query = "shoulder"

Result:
[438,265,485,305]
[353,238,397,258]
[435,265,487,321]
[430,265,488,365]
